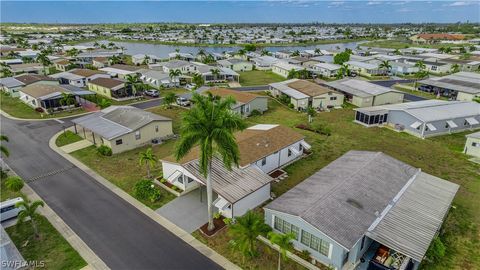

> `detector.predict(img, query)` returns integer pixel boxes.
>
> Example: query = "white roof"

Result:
[99,67,135,76]
[314,62,341,71]
[325,79,397,98]
[346,61,379,70]
[273,61,303,71]
[248,124,279,131]
[269,79,310,100]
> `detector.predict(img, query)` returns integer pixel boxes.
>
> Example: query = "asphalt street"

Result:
[1,116,222,270]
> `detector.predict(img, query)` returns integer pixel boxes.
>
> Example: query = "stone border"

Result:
[1,160,109,270]
[49,131,241,270]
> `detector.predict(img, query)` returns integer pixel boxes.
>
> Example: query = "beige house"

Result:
[269,79,344,110]
[409,33,465,44]
[464,132,480,159]
[206,88,268,116]
[87,77,131,100]
[71,106,173,154]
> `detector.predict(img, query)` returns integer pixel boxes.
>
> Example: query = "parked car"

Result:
[144,89,159,97]
[0,197,24,222]
[185,84,196,90]
[176,97,191,107]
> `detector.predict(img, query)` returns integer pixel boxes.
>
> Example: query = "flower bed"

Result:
[155,178,183,196]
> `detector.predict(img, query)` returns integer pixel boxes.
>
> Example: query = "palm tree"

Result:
[393,49,402,55]
[7,51,20,59]
[339,64,350,77]
[163,92,177,108]
[438,47,446,54]
[97,98,111,109]
[174,93,246,231]
[414,60,426,71]
[139,148,157,178]
[287,69,298,79]
[314,48,321,55]
[60,92,75,109]
[444,47,452,54]
[335,69,344,80]
[169,69,182,87]
[65,48,79,58]
[192,73,205,88]
[413,70,428,90]
[451,64,460,73]
[16,200,45,239]
[142,54,150,65]
[1,67,13,78]
[260,49,270,56]
[210,68,221,81]
[125,74,142,96]
[306,106,316,122]
[236,49,246,58]
[36,53,52,75]
[1,134,9,157]
[379,60,392,75]
[291,50,300,57]
[197,49,206,59]
[268,232,295,270]
[228,210,271,258]
[298,68,310,79]
[108,55,122,65]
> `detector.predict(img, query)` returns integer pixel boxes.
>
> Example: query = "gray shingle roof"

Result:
[72,106,171,140]
[265,151,419,249]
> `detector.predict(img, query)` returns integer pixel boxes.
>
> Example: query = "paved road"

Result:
[131,98,163,110]
[1,116,222,270]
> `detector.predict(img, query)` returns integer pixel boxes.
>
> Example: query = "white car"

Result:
[185,84,196,90]
[176,97,191,107]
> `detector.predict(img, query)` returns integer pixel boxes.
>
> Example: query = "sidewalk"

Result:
[49,131,241,270]
[1,160,109,270]
[60,139,94,153]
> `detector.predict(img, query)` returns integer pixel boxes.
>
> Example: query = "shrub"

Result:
[278,94,290,105]
[133,179,161,202]
[5,176,24,192]
[311,122,332,136]
[288,103,294,109]
[35,107,44,113]
[425,237,446,263]
[213,212,222,219]
[249,109,262,116]
[160,178,167,183]
[0,168,8,180]
[97,145,112,156]
[299,250,311,261]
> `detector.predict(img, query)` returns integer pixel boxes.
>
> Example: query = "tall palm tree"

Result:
[192,73,205,88]
[268,232,295,270]
[108,55,122,65]
[260,49,271,56]
[174,93,246,231]
[314,48,321,55]
[169,69,182,87]
[438,47,446,54]
[16,200,45,239]
[163,92,177,109]
[236,49,246,58]
[291,50,300,57]
[210,68,220,81]
[197,49,206,59]
[142,54,150,65]
[414,60,426,71]
[125,74,142,96]
[379,60,392,75]
[228,210,271,258]
[287,69,298,79]
[139,148,157,178]
[65,48,79,58]
[340,64,350,78]
[0,135,9,157]
[444,47,452,54]
[60,92,75,109]
[36,52,52,74]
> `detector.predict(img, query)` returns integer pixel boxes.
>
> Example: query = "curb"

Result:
[1,160,109,270]
[0,109,94,122]
[49,131,241,270]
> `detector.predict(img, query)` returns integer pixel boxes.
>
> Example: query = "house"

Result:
[0,74,58,97]
[160,124,311,218]
[264,151,458,270]
[345,61,387,77]
[18,84,94,113]
[50,69,110,87]
[464,131,480,158]
[312,63,341,78]
[354,100,480,138]
[71,106,173,154]
[269,79,344,110]
[53,59,73,72]
[217,58,253,72]
[418,72,480,101]
[251,56,280,70]
[193,64,240,83]
[92,57,109,68]
[132,54,159,65]
[139,69,178,88]
[389,61,419,76]
[99,64,142,79]
[168,52,195,61]
[410,33,465,44]
[87,77,132,100]
[323,79,404,107]
[272,62,303,78]
[8,63,45,75]
[206,88,268,116]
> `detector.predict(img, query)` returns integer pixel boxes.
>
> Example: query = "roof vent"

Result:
[346,198,364,210]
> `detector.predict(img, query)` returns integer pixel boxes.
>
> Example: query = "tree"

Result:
[7,51,20,59]
[1,67,12,78]
[142,54,150,65]
[139,148,157,179]
[438,47,446,54]
[1,134,9,157]
[413,70,428,90]
[210,68,221,81]
[169,69,182,87]
[260,49,271,56]
[228,210,271,258]
[314,48,321,55]
[298,68,310,79]
[451,64,460,73]
[192,73,205,88]
[333,51,350,65]
[174,93,246,231]
[393,49,402,55]
[60,92,75,109]
[16,200,45,239]
[306,106,316,123]
[379,60,392,74]
[236,49,246,58]
[291,50,300,57]
[5,176,24,192]
[268,232,295,270]
[444,47,452,54]
[97,98,111,109]
[339,64,350,78]
[163,92,177,109]
[36,53,52,74]
[125,74,143,96]
[414,60,426,71]
[287,69,298,79]
[65,48,79,58]
[108,55,122,65]
[470,45,477,52]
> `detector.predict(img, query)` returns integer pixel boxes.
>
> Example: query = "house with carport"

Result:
[418,72,480,101]
[160,124,311,218]
[264,150,458,270]
[87,77,132,100]
[206,88,268,117]
[71,106,173,154]
[269,79,344,110]
[50,69,110,87]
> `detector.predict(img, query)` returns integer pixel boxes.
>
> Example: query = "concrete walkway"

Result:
[156,188,208,233]
[60,139,94,153]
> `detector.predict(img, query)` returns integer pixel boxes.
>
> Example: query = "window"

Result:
[274,216,299,240]
[261,157,266,166]
[300,230,330,257]
[330,96,337,101]
[115,139,123,145]
[177,176,184,184]
[155,126,159,132]
[473,142,480,148]
[135,131,141,140]
[288,149,292,157]
[445,122,449,129]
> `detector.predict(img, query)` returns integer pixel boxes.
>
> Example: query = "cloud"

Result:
[367,1,382,5]
[445,1,476,6]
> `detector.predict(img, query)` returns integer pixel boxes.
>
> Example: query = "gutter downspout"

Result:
[420,122,426,139]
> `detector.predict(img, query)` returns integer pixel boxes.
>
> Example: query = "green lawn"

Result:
[5,215,87,270]
[160,87,189,97]
[239,70,285,86]
[0,92,86,119]
[0,174,24,202]
[55,131,83,147]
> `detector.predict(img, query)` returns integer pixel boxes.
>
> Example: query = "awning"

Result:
[214,197,230,210]
[466,117,479,125]
[167,170,182,182]
[410,121,422,129]
[446,120,458,128]
[300,141,312,150]
[426,123,437,131]
[289,147,300,156]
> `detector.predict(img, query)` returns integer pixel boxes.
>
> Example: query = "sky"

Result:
[1,1,479,24]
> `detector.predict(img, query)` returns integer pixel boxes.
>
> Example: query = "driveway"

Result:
[1,116,222,270]
[156,188,208,233]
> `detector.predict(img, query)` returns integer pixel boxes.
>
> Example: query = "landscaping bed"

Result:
[55,131,84,147]
[199,217,227,237]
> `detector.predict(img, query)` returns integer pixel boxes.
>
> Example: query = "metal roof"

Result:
[367,172,458,262]
[269,79,310,99]
[419,72,480,94]
[324,79,397,98]
[183,157,272,203]
[466,131,480,139]
[0,77,24,88]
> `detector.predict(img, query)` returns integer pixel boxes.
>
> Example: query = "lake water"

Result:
[79,40,364,58]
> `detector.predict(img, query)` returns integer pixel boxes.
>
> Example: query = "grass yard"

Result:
[55,131,83,147]
[5,215,87,270]
[239,70,285,86]
[0,92,86,119]
[147,106,186,133]
[0,174,24,202]
[160,87,189,97]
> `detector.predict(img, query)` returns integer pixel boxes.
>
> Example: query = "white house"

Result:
[132,54,159,65]
[272,62,303,78]
[251,56,280,70]
[160,124,311,218]
[312,63,341,78]
[139,69,178,88]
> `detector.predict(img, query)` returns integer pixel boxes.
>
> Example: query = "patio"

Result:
[355,241,413,270]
